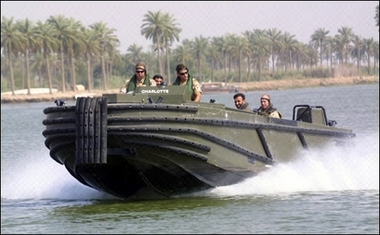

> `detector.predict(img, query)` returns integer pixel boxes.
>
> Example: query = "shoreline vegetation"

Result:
[1,76,378,104]
[2,8,379,105]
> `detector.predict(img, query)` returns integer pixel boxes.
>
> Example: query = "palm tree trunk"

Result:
[26,50,31,95]
[197,58,201,79]
[21,57,25,90]
[8,53,16,95]
[101,56,107,90]
[238,50,242,82]
[44,53,53,94]
[271,49,276,73]
[211,60,215,82]
[166,46,171,84]
[258,57,262,81]
[320,39,323,67]
[70,51,76,91]
[357,49,360,74]
[157,40,163,76]
[247,57,251,79]
[60,47,66,93]
[109,61,113,85]
[86,53,92,92]
[367,53,371,75]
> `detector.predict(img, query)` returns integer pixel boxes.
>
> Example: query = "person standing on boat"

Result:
[172,64,202,102]
[125,62,156,92]
[153,74,167,86]
[255,94,282,118]
[233,93,253,112]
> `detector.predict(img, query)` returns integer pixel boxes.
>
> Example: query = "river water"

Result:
[1,84,379,234]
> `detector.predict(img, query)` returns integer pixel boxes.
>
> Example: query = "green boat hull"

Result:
[42,86,355,199]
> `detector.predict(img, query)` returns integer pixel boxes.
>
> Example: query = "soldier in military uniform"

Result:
[172,64,202,102]
[125,62,156,93]
[255,94,282,118]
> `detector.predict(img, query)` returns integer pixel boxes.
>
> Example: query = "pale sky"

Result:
[2,1,378,52]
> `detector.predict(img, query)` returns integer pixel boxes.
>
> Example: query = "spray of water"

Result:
[1,133,378,200]
[1,147,116,200]
[209,133,379,196]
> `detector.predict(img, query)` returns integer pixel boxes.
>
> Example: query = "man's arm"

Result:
[192,78,202,102]
[193,92,202,102]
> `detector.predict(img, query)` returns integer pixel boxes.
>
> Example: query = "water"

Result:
[1,84,379,234]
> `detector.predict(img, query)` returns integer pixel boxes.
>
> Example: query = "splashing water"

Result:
[209,133,379,197]
[1,132,378,201]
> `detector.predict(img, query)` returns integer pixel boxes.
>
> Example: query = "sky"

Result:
[2,1,379,53]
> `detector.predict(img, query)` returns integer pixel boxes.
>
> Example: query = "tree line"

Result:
[1,6,379,95]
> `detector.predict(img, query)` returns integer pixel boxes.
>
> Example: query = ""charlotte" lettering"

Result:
[141,90,169,94]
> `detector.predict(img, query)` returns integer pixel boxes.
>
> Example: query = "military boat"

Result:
[42,85,355,199]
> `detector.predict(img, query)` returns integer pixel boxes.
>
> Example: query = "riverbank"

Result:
[231,75,378,91]
[1,76,378,104]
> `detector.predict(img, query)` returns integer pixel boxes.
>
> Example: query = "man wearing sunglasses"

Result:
[125,62,156,93]
[172,64,202,102]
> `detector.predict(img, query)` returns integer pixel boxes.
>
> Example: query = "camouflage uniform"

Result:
[178,78,202,100]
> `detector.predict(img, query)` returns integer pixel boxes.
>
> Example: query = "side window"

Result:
[297,108,311,123]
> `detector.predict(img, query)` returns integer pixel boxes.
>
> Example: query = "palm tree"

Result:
[229,34,250,82]
[47,15,78,92]
[141,11,169,76]
[311,28,330,66]
[29,52,45,87]
[250,29,269,81]
[242,31,254,79]
[293,42,310,70]
[224,34,237,79]
[372,41,379,74]
[212,36,229,81]
[278,32,298,71]
[304,43,318,68]
[1,16,23,95]
[337,26,354,64]
[173,44,192,67]
[106,42,121,85]
[34,20,59,94]
[206,43,220,82]
[126,43,144,62]
[17,18,39,95]
[90,21,119,90]
[266,28,282,73]
[191,36,209,79]
[161,12,181,84]
[351,35,364,73]
[324,36,334,70]
[67,18,85,92]
[81,27,101,92]
[363,38,375,75]
[333,34,346,65]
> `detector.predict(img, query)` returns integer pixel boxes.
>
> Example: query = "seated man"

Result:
[125,62,156,92]
[172,64,202,102]
[153,74,167,86]
[255,94,282,118]
[233,93,253,112]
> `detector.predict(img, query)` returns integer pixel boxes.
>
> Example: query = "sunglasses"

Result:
[179,72,188,75]
[136,70,145,73]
